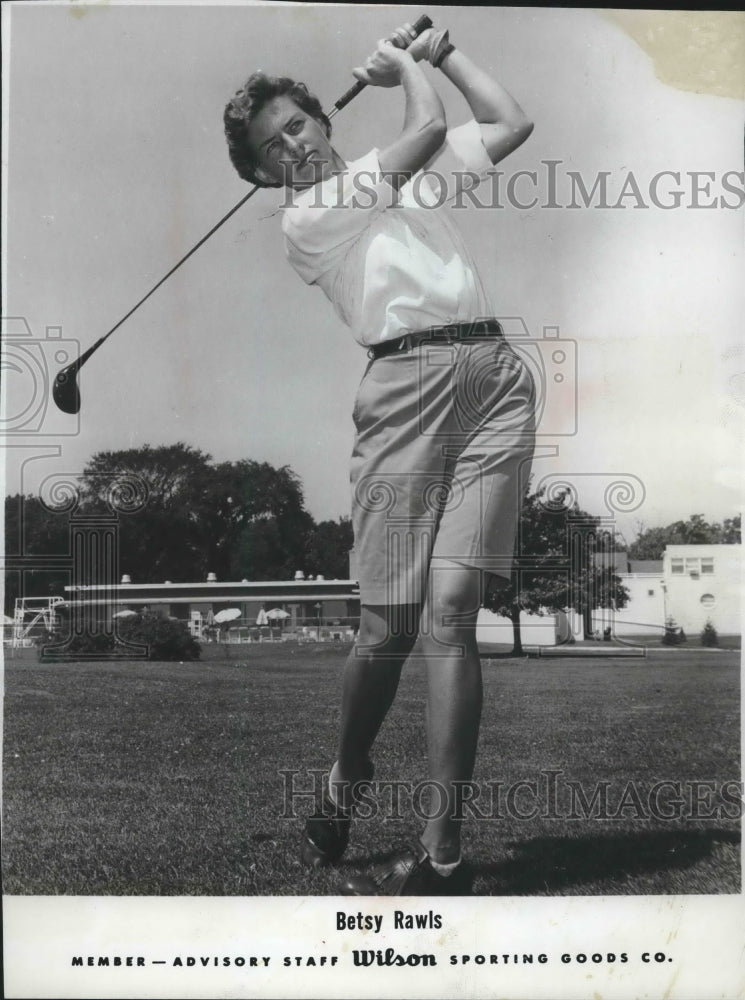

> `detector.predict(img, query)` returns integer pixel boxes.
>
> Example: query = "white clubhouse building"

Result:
[9,543,740,649]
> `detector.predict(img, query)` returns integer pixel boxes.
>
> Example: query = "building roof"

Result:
[62,578,360,606]
[628,560,663,574]
[664,543,742,554]
[610,551,630,574]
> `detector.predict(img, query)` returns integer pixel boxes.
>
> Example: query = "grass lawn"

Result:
[2,644,740,896]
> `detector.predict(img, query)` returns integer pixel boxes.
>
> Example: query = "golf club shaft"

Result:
[54,14,432,400]
[83,187,261,360]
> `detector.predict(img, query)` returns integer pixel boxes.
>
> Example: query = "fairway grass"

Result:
[2,645,740,896]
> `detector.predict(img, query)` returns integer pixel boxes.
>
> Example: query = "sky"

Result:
[3,3,744,545]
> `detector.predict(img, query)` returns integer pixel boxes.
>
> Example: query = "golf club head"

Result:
[53,360,82,414]
[52,337,104,414]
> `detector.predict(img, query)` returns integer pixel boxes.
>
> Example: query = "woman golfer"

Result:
[225,23,536,895]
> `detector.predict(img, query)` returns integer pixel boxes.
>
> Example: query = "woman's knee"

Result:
[356,604,419,658]
[422,565,482,645]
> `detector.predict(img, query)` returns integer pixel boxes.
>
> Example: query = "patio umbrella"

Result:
[113,609,138,618]
[256,608,269,626]
[266,608,290,620]
[214,608,241,624]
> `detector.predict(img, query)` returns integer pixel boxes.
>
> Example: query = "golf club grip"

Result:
[333,14,433,112]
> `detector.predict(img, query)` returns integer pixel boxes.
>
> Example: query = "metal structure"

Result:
[11,597,65,647]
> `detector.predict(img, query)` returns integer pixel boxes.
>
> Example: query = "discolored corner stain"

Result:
[600,9,745,99]
[69,0,110,20]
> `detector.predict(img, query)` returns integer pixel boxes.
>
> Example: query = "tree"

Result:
[79,444,214,583]
[7,447,324,601]
[304,517,355,579]
[719,516,742,545]
[484,486,629,654]
[77,446,318,583]
[700,620,719,648]
[4,494,71,614]
[629,513,741,560]
[202,460,316,581]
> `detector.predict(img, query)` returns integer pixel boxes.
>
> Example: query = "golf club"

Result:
[52,14,433,415]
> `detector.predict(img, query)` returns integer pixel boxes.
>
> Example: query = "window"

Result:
[700,594,715,609]
[647,589,655,597]
[671,555,714,576]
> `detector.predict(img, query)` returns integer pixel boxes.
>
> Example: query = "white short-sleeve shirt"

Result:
[281,120,497,347]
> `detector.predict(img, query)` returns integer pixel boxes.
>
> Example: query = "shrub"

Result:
[662,617,686,646]
[701,620,719,647]
[117,613,201,661]
[37,630,116,660]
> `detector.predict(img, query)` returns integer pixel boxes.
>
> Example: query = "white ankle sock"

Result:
[429,857,461,877]
[327,782,341,808]
[328,762,352,811]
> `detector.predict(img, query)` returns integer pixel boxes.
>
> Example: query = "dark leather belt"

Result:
[367,319,503,360]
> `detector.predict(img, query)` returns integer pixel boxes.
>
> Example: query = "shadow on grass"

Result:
[475,827,740,894]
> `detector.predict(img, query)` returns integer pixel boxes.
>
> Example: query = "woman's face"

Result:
[248,95,341,189]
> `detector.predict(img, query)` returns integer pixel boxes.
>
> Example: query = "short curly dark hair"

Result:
[223,73,331,187]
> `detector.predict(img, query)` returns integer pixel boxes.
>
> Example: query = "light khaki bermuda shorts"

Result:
[350,334,536,608]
